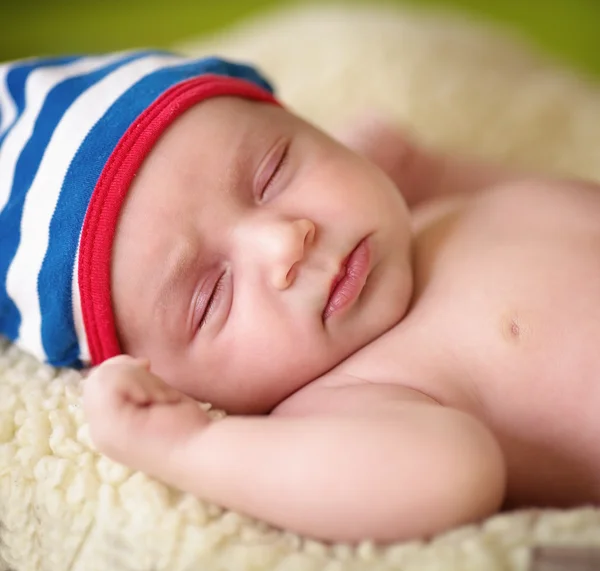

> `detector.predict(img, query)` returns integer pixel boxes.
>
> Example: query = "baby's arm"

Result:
[84,358,505,543]
[337,116,543,206]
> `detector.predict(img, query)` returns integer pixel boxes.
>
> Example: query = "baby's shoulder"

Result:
[469,174,600,214]
[422,174,600,239]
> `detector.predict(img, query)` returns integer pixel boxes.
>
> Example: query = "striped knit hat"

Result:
[0,50,278,368]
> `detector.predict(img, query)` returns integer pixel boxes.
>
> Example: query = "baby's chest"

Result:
[416,181,600,482]
[455,183,600,393]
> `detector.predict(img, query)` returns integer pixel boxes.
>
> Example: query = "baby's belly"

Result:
[466,275,600,506]
[415,181,600,506]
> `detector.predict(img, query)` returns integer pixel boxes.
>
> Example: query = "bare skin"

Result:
[84,98,600,543]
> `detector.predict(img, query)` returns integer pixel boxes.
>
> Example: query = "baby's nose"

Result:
[266,218,316,290]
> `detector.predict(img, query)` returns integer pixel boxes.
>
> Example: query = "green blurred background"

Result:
[1,0,599,78]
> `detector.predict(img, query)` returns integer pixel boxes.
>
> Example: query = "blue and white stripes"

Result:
[0,50,275,367]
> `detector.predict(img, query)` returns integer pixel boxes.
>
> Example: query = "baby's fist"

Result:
[83,355,209,471]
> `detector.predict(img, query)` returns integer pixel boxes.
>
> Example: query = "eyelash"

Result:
[198,272,226,330]
[260,143,289,200]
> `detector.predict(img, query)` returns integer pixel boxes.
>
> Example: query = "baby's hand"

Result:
[83,355,210,473]
[336,115,440,207]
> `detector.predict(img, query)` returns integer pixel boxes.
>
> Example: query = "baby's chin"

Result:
[343,280,413,355]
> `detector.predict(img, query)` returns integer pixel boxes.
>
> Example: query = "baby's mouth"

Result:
[322,237,371,320]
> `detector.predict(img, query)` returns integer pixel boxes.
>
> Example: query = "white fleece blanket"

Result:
[2,4,600,570]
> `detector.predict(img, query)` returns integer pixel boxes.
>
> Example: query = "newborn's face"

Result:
[111,97,413,413]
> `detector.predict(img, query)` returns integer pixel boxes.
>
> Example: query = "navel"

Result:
[501,312,522,345]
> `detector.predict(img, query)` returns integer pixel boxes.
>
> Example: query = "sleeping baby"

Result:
[2,50,599,544]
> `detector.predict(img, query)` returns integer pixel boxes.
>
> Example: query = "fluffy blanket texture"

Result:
[2,3,600,570]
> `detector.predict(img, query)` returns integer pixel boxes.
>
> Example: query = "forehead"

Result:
[122,96,285,217]
[160,95,287,152]
[146,97,287,192]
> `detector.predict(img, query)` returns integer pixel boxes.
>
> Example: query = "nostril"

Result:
[304,222,316,248]
[285,264,298,286]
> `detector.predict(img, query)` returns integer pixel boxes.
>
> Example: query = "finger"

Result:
[136,373,171,402]
[122,380,153,406]
[153,383,186,404]
[103,355,151,375]
[104,354,141,367]
[135,357,151,370]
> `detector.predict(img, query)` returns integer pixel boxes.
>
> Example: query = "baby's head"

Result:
[0,51,413,412]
